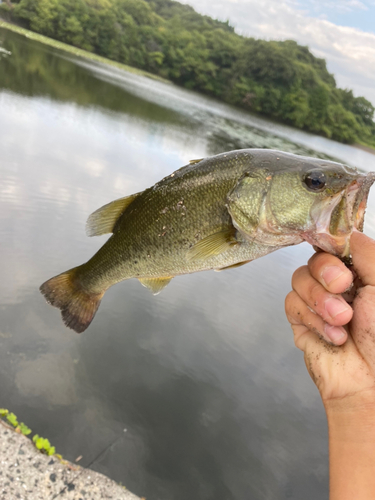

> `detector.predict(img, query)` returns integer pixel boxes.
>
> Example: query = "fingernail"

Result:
[324,297,350,318]
[324,324,346,344]
[322,266,344,286]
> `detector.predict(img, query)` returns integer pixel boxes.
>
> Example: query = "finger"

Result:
[285,290,348,346]
[351,230,375,286]
[289,323,343,360]
[288,322,331,387]
[292,266,353,326]
[350,289,375,374]
[290,323,315,352]
[308,252,353,294]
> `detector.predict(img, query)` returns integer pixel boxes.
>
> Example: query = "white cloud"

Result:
[290,0,375,15]
[307,0,368,13]
[180,0,375,105]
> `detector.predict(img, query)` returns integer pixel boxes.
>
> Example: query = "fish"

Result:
[40,149,375,333]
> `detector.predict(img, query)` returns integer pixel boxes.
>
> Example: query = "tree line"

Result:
[1,0,374,147]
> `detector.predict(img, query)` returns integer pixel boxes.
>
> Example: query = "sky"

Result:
[179,0,375,106]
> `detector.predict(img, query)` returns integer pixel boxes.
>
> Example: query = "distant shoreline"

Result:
[2,17,374,157]
[354,144,375,156]
[0,18,169,83]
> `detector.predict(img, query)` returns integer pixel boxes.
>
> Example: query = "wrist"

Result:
[325,390,375,500]
[324,389,375,432]
[324,388,375,413]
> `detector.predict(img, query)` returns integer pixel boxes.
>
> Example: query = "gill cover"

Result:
[226,171,269,239]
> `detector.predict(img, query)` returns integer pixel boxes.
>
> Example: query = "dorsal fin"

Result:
[189,158,204,165]
[86,192,141,237]
[186,228,238,261]
[138,277,173,295]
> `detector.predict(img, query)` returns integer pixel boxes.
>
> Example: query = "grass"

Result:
[0,408,58,456]
[0,18,169,83]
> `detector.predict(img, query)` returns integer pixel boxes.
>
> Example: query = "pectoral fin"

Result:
[186,228,238,261]
[189,158,204,165]
[86,192,141,237]
[138,277,173,295]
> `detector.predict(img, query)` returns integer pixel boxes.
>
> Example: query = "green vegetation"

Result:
[0,408,32,435]
[0,408,57,456]
[32,434,56,455]
[0,19,166,81]
[1,0,374,146]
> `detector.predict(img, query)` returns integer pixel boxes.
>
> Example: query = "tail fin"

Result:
[40,268,104,333]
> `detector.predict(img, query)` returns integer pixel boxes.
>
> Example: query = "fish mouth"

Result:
[304,172,375,259]
[352,173,375,231]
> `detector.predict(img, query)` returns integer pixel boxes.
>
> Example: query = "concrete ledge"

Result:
[0,420,141,500]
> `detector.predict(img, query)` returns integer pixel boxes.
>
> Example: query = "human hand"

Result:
[285,230,375,411]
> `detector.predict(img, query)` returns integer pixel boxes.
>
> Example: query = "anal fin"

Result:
[139,277,173,295]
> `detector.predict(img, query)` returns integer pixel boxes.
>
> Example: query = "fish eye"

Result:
[304,170,326,192]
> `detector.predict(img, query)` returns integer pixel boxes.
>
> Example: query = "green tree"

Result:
[1,0,374,146]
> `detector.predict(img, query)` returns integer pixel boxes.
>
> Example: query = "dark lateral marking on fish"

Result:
[215,260,251,272]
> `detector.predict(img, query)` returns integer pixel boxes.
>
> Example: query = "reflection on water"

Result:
[1,27,375,500]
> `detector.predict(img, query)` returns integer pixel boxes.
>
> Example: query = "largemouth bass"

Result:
[40,149,375,333]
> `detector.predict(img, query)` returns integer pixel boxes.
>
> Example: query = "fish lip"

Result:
[351,172,375,232]
[304,172,375,258]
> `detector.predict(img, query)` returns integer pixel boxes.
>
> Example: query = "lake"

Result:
[1,26,375,500]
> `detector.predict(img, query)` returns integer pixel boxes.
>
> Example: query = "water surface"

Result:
[1,27,375,500]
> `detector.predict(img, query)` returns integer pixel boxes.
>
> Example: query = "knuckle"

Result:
[284,291,295,309]
[291,265,309,288]
[310,253,343,281]
[309,281,323,298]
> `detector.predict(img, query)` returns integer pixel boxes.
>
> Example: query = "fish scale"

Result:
[79,151,253,287]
